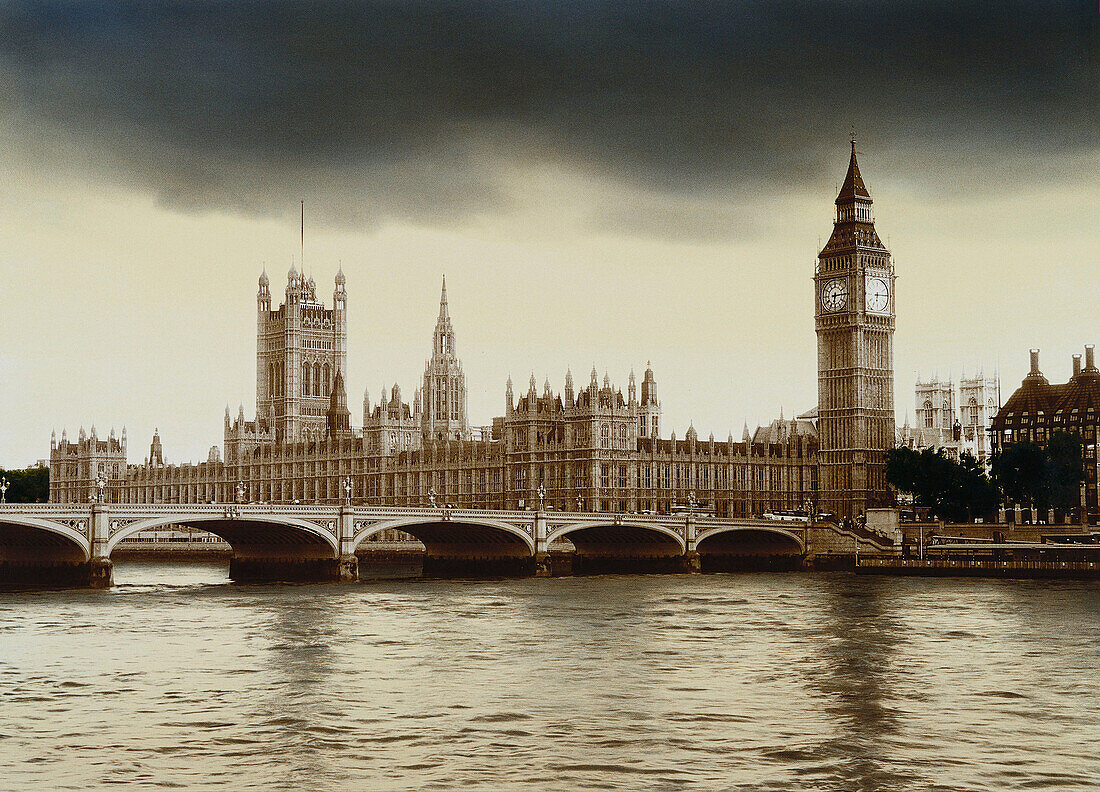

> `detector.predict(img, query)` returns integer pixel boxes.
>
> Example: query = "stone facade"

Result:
[49,427,128,503]
[899,371,1000,462]
[255,265,348,444]
[815,141,896,518]
[51,145,909,516]
[49,280,818,515]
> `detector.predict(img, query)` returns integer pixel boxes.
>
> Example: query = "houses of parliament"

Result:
[49,145,896,519]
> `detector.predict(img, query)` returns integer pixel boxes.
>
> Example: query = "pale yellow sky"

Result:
[0,2,1097,467]
[2,138,1097,466]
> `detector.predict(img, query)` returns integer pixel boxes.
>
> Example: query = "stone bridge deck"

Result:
[0,503,894,587]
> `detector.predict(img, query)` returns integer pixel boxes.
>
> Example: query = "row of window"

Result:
[301,361,333,397]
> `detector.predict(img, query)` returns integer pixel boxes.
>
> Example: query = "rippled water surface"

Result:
[2,561,1100,791]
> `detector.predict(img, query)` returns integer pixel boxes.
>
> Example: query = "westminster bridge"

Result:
[0,503,895,587]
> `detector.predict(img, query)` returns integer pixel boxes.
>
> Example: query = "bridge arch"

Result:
[547,520,687,574]
[351,516,535,555]
[0,515,91,563]
[105,513,340,557]
[695,524,806,554]
[546,520,687,553]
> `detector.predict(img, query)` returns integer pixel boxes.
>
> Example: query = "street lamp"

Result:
[96,476,107,504]
[576,495,584,512]
[236,481,247,504]
[537,483,546,511]
[688,490,698,519]
[428,487,438,509]
[0,477,8,504]
[341,476,353,506]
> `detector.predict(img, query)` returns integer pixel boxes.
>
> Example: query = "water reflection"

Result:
[808,574,911,791]
[249,586,347,789]
[2,563,1100,790]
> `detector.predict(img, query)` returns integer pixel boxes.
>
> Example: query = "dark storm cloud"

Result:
[0,1,1096,231]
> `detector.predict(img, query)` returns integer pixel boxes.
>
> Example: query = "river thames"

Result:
[2,562,1098,791]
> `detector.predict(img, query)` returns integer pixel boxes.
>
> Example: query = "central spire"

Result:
[422,275,469,440]
[836,140,871,205]
[433,275,454,358]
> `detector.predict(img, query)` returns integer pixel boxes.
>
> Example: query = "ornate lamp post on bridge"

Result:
[341,476,353,506]
[235,481,247,504]
[537,483,546,511]
[688,490,698,519]
[576,495,584,512]
[0,476,8,504]
[92,475,107,504]
[428,487,438,509]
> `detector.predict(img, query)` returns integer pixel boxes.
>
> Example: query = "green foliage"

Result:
[0,466,50,503]
[992,431,1084,512]
[1046,431,1085,509]
[991,441,1047,509]
[885,446,999,522]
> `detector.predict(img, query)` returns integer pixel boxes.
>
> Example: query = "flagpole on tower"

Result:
[300,200,304,270]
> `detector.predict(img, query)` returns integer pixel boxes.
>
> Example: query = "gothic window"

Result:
[313,362,322,396]
[923,400,933,428]
[323,363,331,396]
[601,424,610,448]
[302,362,311,396]
[619,425,628,448]
[969,398,979,426]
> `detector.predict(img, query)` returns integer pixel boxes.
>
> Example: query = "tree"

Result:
[992,441,1048,510]
[991,431,1085,514]
[884,446,921,496]
[885,447,999,522]
[1046,431,1085,510]
[950,452,1001,522]
[0,466,50,503]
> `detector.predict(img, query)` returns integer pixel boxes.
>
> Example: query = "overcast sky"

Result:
[1,1,1097,466]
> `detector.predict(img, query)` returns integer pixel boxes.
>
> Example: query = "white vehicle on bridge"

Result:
[762,510,811,523]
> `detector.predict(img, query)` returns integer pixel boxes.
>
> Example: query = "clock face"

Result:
[865,276,890,313]
[821,279,848,312]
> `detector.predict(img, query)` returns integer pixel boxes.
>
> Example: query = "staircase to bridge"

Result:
[0,503,895,587]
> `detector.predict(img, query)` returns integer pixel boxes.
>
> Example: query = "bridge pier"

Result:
[534,552,552,577]
[88,557,114,589]
[338,553,359,583]
[679,550,702,573]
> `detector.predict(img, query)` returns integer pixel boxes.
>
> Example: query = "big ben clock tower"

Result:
[815,141,896,519]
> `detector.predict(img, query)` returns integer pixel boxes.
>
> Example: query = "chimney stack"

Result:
[1087,344,1096,371]
[1029,348,1041,376]
[1073,354,1082,377]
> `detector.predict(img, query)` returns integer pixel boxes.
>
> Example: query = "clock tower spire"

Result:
[815,140,896,519]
